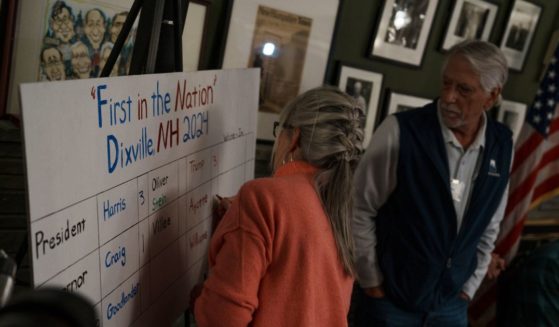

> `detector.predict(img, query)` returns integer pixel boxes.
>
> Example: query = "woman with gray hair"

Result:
[193,86,365,326]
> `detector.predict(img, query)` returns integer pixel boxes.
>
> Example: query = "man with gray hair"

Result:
[352,40,513,326]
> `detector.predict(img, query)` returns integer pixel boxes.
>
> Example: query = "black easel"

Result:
[100,0,189,77]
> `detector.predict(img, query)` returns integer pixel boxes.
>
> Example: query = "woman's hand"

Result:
[189,283,204,314]
[212,195,234,232]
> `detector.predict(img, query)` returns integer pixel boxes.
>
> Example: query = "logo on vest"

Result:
[488,159,500,177]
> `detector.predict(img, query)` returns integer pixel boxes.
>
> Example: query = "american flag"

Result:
[468,45,559,326]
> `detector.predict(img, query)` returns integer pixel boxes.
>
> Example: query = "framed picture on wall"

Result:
[6,0,137,118]
[441,0,498,51]
[497,100,527,143]
[337,65,383,147]
[499,0,541,72]
[40,0,138,80]
[221,0,339,141]
[385,90,431,116]
[370,0,439,67]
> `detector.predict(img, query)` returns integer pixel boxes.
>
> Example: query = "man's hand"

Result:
[364,286,385,298]
[487,253,506,280]
[459,291,470,302]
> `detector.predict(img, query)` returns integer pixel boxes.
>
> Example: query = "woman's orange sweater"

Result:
[195,161,353,326]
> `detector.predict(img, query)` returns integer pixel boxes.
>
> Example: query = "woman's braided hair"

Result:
[277,86,365,276]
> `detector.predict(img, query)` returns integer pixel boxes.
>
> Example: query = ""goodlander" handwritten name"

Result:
[106,282,140,320]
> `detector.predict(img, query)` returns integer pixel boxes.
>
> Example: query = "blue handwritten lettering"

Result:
[103,198,126,221]
[151,81,171,117]
[104,246,126,268]
[106,282,140,320]
[183,111,209,143]
[97,84,107,128]
[106,127,154,174]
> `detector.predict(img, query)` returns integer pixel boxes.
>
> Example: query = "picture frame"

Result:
[499,0,541,72]
[221,0,339,141]
[385,90,431,116]
[370,0,439,67]
[337,65,383,148]
[182,0,212,71]
[441,0,498,51]
[6,0,137,118]
[497,100,527,143]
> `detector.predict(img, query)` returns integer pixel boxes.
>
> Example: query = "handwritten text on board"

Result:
[94,76,217,173]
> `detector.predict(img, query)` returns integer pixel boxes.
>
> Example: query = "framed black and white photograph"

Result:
[385,91,431,116]
[221,0,339,140]
[497,100,527,143]
[500,0,541,71]
[370,0,439,66]
[337,65,383,147]
[441,0,498,51]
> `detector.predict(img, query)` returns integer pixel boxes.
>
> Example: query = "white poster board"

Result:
[20,69,259,327]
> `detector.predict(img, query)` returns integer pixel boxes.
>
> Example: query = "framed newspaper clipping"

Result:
[221,0,339,140]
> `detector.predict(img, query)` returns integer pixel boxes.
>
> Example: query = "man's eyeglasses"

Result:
[272,121,293,138]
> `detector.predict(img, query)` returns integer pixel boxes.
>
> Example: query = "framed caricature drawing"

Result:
[7,0,136,117]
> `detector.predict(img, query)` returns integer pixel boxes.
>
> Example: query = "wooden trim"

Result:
[524,217,559,226]
[521,233,559,241]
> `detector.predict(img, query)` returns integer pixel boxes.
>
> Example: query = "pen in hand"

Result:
[212,194,233,231]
